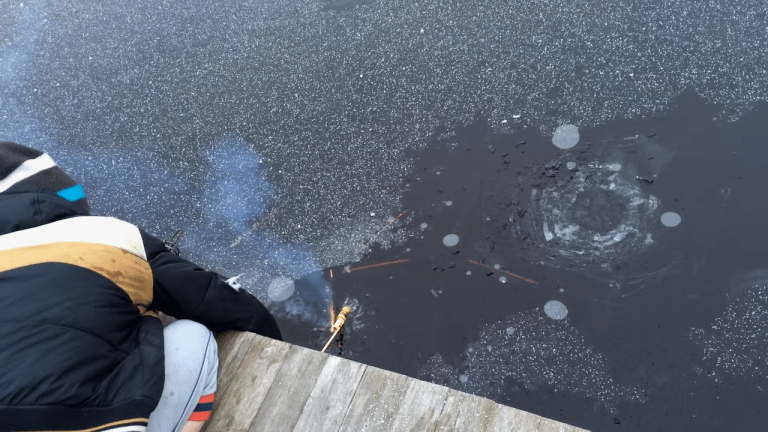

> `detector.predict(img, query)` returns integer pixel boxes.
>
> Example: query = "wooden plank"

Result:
[537,418,565,432]
[248,345,328,432]
[214,331,252,392]
[292,355,368,432]
[453,395,497,431]
[435,390,497,431]
[202,333,587,432]
[338,366,411,432]
[538,417,588,432]
[204,333,290,432]
[486,404,543,432]
[434,389,463,431]
[386,378,450,432]
[203,331,255,429]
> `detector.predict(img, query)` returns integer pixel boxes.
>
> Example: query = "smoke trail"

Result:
[181,136,332,322]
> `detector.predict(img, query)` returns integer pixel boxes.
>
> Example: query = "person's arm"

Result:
[140,230,282,340]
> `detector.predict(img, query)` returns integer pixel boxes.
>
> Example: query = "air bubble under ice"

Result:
[442,233,460,247]
[543,300,568,320]
[267,277,296,302]
[661,211,682,227]
[552,125,580,149]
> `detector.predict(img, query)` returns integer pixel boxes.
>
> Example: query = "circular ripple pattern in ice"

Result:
[529,160,659,271]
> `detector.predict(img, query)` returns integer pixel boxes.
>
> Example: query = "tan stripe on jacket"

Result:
[0,242,153,314]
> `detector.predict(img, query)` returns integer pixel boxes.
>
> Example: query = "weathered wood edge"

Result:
[202,331,255,430]
[338,365,411,432]
[203,332,589,432]
[248,344,329,432]
[292,355,368,432]
[204,333,289,432]
[387,377,450,432]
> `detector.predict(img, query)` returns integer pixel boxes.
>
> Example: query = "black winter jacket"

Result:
[0,142,282,431]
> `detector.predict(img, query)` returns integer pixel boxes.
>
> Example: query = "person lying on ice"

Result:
[0,141,282,432]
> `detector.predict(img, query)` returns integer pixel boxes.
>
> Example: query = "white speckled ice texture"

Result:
[420,311,644,409]
[1,0,767,310]
[691,270,768,382]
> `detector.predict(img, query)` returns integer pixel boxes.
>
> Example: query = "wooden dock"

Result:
[201,331,588,432]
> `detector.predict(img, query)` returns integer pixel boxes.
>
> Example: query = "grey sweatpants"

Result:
[147,320,219,432]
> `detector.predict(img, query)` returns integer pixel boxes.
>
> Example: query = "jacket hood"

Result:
[0,141,90,235]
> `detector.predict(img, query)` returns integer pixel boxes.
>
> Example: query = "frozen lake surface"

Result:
[2,0,768,430]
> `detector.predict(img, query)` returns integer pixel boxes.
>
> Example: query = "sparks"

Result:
[468,260,538,284]
[347,259,411,272]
